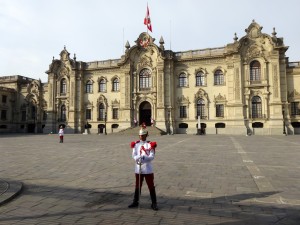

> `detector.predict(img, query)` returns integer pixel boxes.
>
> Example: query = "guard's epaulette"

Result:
[150,141,157,149]
[130,140,140,148]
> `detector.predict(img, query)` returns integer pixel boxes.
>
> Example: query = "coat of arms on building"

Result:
[136,32,154,49]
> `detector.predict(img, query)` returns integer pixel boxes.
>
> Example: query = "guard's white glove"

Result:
[135,155,144,164]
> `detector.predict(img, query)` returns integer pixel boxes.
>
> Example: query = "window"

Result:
[180,106,187,118]
[179,73,187,87]
[2,95,7,103]
[196,72,205,86]
[214,70,224,85]
[86,109,91,120]
[86,80,93,93]
[99,79,106,92]
[113,78,119,91]
[291,102,300,115]
[60,79,67,95]
[112,124,119,129]
[250,60,261,82]
[215,123,225,128]
[179,123,188,128]
[139,68,151,90]
[1,110,7,120]
[251,96,262,118]
[21,111,26,121]
[61,105,66,121]
[196,99,205,119]
[252,122,263,128]
[99,103,105,121]
[216,104,224,117]
[112,108,119,119]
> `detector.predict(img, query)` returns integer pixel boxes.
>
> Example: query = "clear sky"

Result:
[1,0,299,82]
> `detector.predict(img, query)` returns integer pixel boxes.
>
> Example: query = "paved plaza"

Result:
[0,133,300,224]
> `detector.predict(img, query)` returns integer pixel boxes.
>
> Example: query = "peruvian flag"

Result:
[144,4,152,32]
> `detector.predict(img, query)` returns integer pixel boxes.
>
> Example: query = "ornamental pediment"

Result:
[288,89,300,99]
[214,93,226,102]
[111,99,120,107]
[177,95,189,104]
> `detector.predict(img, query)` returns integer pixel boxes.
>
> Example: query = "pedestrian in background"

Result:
[58,126,64,143]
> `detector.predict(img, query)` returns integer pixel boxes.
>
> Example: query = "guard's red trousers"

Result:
[135,173,155,190]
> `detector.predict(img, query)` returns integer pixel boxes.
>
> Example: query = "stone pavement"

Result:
[0,133,300,224]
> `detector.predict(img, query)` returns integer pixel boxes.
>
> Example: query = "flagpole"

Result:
[170,20,172,50]
[146,3,148,34]
[123,28,124,54]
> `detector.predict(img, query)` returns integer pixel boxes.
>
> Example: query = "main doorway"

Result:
[139,101,151,126]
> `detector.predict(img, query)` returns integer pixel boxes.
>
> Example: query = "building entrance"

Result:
[139,101,151,126]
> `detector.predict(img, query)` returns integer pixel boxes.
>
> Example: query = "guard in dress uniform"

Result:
[128,125,158,210]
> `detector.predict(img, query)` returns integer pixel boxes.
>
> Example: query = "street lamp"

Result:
[104,112,107,135]
[167,109,170,135]
[282,109,286,135]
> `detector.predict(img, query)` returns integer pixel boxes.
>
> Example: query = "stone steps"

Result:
[113,126,167,136]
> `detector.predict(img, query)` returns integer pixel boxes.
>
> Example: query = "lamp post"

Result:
[104,112,107,135]
[167,109,170,135]
[282,109,286,135]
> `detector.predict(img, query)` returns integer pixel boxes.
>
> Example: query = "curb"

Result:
[0,179,23,206]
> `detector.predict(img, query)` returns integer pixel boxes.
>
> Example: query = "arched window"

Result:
[113,78,119,91]
[60,79,67,95]
[99,103,105,121]
[214,70,224,85]
[196,72,205,86]
[139,68,151,90]
[99,79,106,92]
[251,96,262,118]
[86,80,93,93]
[197,99,205,119]
[61,105,66,121]
[179,73,187,87]
[250,60,261,82]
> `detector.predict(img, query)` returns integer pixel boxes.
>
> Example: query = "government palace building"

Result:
[1,21,300,135]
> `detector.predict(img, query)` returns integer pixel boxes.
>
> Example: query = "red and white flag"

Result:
[144,4,152,32]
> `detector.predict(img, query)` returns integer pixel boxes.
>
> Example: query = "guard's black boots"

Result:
[128,188,140,208]
[150,188,158,211]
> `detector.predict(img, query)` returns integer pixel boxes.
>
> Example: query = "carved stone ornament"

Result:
[214,93,226,102]
[250,90,262,96]
[246,45,263,59]
[27,81,40,95]
[135,32,154,49]
[177,95,189,104]
[288,89,300,99]
[111,99,120,107]
[97,95,108,106]
[139,55,153,68]
[194,88,209,102]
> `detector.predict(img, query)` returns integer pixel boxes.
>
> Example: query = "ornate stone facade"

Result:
[1,21,300,135]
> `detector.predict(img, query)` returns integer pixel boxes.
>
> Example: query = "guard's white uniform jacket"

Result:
[131,140,156,174]
[58,128,64,136]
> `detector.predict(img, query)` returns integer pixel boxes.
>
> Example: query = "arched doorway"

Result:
[139,101,151,126]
